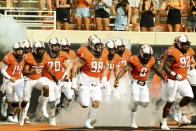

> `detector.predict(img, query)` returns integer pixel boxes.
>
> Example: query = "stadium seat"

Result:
[132,23,140,32]
[41,14,54,30]
[155,24,167,32]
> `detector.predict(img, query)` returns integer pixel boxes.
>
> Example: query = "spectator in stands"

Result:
[114,0,131,31]
[6,0,22,7]
[16,0,22,7]
[187,0,196,32]
[6,0,13,7]
[39,0,52,16]
[94,0,112,31]
[56,0,72,30]
[154,0,163,23]
[139,0,156,31]
[165,0,183,32]
[129,0,140,25]
[75,0,92,30]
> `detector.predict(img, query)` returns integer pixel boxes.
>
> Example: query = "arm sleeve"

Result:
[1,63,11,80]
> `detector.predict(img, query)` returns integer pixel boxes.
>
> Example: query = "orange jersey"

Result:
[24,52,49,80]
[77,46,108,78]
[107,53,120,81]
[43,51,69,81]
[165,46,195,80]
[129,55,155,81]
[119,48,132,69]
[68,49,76,60]
[2,52,25,80]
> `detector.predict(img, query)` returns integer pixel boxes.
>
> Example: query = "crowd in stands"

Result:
[1,0,196,32]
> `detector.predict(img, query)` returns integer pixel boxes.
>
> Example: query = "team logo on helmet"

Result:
[105,40,115,49]
[49,37,59,46]
[23,40,32,48]
[60,38,70,46]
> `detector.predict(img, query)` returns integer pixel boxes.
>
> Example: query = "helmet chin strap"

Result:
[88,46,101,58]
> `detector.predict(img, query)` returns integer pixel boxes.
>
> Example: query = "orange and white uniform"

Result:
[42,51,70,102]
[61,50,76,100]
[22,52,50,102]
[107,53,120,81]
[164,46,195,102]
[129,55,155,102]
[118,48,132,71]
[76,46,108,107]
[103,53,120,102]
[1,52,25,102]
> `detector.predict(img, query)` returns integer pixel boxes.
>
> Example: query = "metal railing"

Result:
[3,10,56,30]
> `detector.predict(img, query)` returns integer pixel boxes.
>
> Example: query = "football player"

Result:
[114,44,165,128]
[160,35,195,130]
[68,34,109,129]
[1,42,25,123]
[102,40,120,102]
[114,39,132,97]
[42,37,71,126]
[58,38,75,109]
[19,41,56,126]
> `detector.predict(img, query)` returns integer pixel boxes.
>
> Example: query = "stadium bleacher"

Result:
[0,0,190,31]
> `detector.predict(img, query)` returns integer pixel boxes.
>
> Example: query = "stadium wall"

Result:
[27,30,196,45]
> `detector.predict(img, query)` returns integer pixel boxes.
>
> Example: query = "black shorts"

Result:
[95,8,109,18]
[167,9,181,24]
[56,8,70,22]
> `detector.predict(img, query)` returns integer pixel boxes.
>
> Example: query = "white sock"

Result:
[87,107,98,121]
[162,118,167,123]
[130,111,136,123]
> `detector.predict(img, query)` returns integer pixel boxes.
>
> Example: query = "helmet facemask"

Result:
[139,45,153,65]
[177,35,191,53]
[105,40,116,60]
[13,42,24,60]
[88,35,103,58]
[33,41,45,58]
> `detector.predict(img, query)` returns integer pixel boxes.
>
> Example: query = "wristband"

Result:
[170,71,177,77]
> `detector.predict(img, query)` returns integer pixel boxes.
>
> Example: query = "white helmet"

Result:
[140,44,153,56]
[88,34,102,45]
[49,37,59,46]
[114,38,124,47]
[12,42,24,58]
[174,36,179,44]
[23,40,32,48]
[60,38,70,46]
[33,41,45,48]
[13,41,24,50]
[33,41,45,55]
[105,40,115,49]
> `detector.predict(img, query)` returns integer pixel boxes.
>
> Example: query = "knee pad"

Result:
[140,102,148,108]
[179,96,192,107]
[131,101,139,111]
[48,101,56,109]
[11,102,19,107]
[164,102,174,110]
